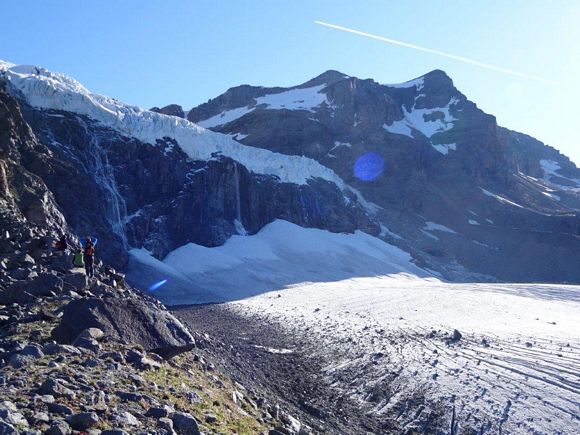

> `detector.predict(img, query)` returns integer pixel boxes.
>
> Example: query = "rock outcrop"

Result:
[51,296,195,355]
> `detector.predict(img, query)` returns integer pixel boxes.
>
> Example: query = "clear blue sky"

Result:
[1,1,579,163]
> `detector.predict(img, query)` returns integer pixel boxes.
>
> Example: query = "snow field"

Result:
[127,220,431,305]
[232,277,580,433]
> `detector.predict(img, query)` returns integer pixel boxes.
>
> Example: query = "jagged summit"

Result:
[420,68,456,90]
[300,69,350,87]
[150,103,185,118]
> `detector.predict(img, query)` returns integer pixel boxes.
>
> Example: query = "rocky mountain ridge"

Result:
[184,68,580,282]
[2,59,580,283]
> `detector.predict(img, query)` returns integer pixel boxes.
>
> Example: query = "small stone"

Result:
[47,402,74,416]
[125,349,144,364]
[0,401,29,427]
[66,411,99,430]
[158,417,174,432]
[204,414,217,424]
[0,421,18,435]
[112,411,140,427]
[145,405,173,419]
[75,328,104,342]
[101,351,124,363]
[20,344,44,359]
[72,337,101,353]
[83,358,99,368]
[20,254,36,266]
[33,411,50,423]
[8,353,30,368]
[451,329,462,341]
[101,430,129,435]
[116,391,142,402]
[42,343,81,356]
[38,395,55,404]
[45,420,71,435]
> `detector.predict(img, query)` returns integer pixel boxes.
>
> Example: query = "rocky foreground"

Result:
[0,226,312,435]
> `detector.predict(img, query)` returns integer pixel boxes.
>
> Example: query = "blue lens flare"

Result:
[148,279,168,292]
[354,152,385,182]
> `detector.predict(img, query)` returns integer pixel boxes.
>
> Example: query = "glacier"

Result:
[0,61,346,187]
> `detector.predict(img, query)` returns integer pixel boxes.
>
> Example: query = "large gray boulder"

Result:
[0,273,62,304]
[51,297,195,356]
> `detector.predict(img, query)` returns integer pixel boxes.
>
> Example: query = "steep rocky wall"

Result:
[7,89,376,271]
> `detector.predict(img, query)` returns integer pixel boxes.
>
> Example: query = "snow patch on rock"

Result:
[432,142,457,155]
[424,221,457,234]
[127,220,431,305]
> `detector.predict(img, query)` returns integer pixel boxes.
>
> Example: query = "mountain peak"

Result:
[302,69,349,87]
[421,69,455,88]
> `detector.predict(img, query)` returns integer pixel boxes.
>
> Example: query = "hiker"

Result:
[72,249,85,268]
[82,236,98,278]
[54,233,69,254]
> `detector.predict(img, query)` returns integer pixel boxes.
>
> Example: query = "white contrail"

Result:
[315,20,559,84]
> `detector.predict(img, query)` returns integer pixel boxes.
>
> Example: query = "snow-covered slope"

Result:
[0,61,344,186]
[126,220,432,305]
[197,84,330,128]
[232,276,580,434]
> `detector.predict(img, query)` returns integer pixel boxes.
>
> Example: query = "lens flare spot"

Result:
[148,279,168,292]
[354,152,385,181]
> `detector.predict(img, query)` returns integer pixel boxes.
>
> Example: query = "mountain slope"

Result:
[186,69,580,283]
[0,61,378,286]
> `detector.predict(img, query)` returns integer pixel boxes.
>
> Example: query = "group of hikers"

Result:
[55,234,98,278]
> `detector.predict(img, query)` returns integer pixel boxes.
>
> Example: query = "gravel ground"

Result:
[173,303,404,435]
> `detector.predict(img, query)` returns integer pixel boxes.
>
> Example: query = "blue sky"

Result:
[1,0,579,163]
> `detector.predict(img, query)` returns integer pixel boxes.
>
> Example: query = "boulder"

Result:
[0,273,62,304]
[38,379,76,399]
[172,412,200,435]
[47,403,73,416]
[42,343,81,356]
[20,344,44,359]
[66,412,99,431]
[0,401,28,427]
[51,254,75,272]
[51,297,195,355]
[45,420,71,435]
[62,272,88,292]
[0,421,18,434]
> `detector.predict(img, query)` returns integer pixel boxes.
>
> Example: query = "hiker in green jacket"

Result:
[72,249,84,268]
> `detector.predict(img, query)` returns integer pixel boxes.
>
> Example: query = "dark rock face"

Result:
[150,104,185,118]
[0,85,67,236]
[1,85,374,273]
[51,297,195,353]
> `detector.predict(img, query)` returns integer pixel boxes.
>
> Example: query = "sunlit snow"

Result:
[197,85,329,128]
[0,61,343,187]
